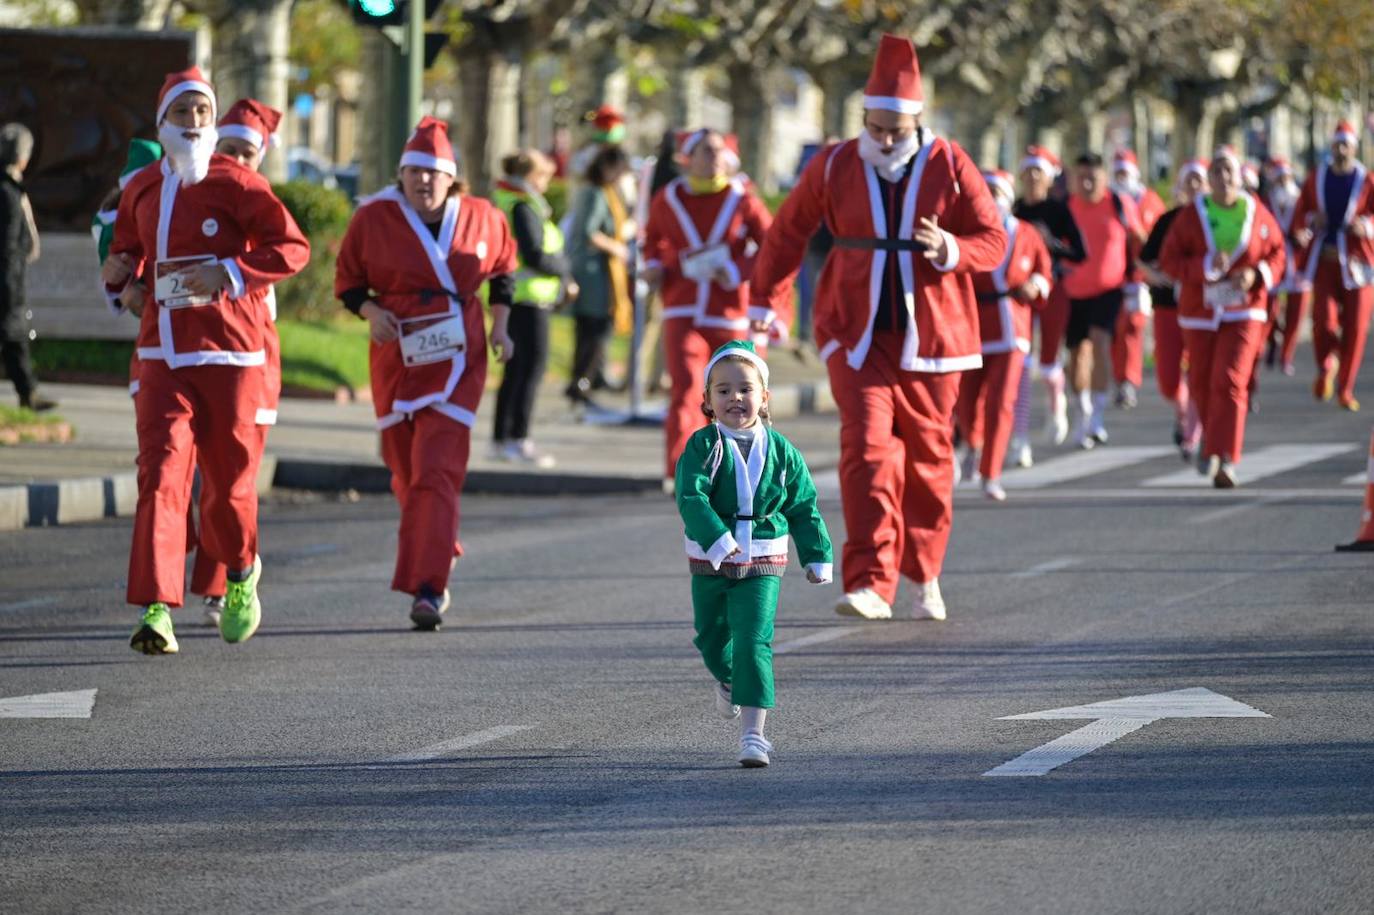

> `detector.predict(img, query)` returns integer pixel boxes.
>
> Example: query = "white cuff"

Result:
[705,531,739,570]
[220,258,246,299]
[716,260,741,291]
[1203,256,1225,283]
[747,305,775,324]
[807,562,833,584]
[1028,273,1051,300]
[1257,260,1274,292]
[933,230,961,272]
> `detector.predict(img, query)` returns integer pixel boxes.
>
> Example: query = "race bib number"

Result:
[155,255,218,309]
[400,313,466,367]
[680,243,730,283]
[1203,281,1245,310]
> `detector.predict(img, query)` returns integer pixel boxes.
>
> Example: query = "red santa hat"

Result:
[400,116,457,176]
[863,33,924,116]
[1112,148,1140,178]
[1242,159,1261,190]
[1020,145,1061,177]
[983,168,1015,202]
[678,128,741,170]
[1212,144,1242,171]
[1177,158,1209,186]
[217,98,282,153]
[1266,156,1292,176]
[587,104,626,143]
[1333,119,1359,146]
[156,66,216,125]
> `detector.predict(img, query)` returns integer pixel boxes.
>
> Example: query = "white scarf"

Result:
[158,122,218,186]
[858,128,921,183]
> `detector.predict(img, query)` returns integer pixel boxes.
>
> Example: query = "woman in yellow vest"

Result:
[492,150,575,466]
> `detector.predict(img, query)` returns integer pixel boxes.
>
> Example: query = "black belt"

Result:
[833,237,928,252]
[735,513,772,522]
[975,291,1007,304]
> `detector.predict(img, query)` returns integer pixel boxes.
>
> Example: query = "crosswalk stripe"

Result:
[1000,446,1176,489]
[1140,443,1356,488]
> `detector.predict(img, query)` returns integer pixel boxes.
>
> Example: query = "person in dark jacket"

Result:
[0,122,55,411]
[491,149,575,466]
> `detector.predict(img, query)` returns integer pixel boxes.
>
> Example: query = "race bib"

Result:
[1203,281,1246,310]
[680,243,730,283]
[399,312,466,367]
[155,255,218,309]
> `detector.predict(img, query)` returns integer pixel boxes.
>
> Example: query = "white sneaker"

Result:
[1074,427,1097,451]
[714,682,741,721]
[1045,398,1070,445]
[834,588,893,620]
[1213,461,1239,489]
[739,732,773,768]
[960,448,981,487]
[202,595,223,628]
[913,579,947,621]
[1010,438,1034,469]
[983,479,1007,502]
[505,439,556,469]
[1089,420,1109,445]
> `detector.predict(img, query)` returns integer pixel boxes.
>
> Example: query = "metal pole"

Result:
[406,0,424,128]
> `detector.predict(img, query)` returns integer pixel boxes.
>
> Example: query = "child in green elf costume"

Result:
[674,340,833,768]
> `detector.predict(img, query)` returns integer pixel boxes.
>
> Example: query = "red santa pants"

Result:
[1272,289,1309,369]
[381,408,470,596]
[1112,308,1148,387]
[1183,321,1264,463]
[1037,284,1070,370]
[128,360,266,608]
[827,331,960,603]
[955,351,1023,481]
[1152,307,1188,410]
[1311,258,1373,401]
[663,319,747,479]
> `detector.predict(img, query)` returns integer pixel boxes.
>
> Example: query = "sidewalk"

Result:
[0,352,837,529]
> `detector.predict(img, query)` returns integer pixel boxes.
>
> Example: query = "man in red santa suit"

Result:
[1159,146,1286,488]
[642,128,773,482]
[1109,148,1166,410]
[750,34,1007,622]
[956,169,1051,502]
[103,69,310,654]
[1260,157,1307,376]
[335,117,518,630]
[1291,120,1374,411]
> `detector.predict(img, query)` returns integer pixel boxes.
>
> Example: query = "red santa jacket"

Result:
[335,186,517,429]
[1158,192,1287,330]
[972,215,1051,354]
[110,155,309,368]
[642,176,773,330]
[1290,160,1374,290]
[751,136,1007,373]
[1125,186,1166,294]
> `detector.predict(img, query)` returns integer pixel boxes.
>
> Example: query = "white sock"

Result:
[741,706,767,737]
[1091,391,1108,417]
[1077,389,1093,419]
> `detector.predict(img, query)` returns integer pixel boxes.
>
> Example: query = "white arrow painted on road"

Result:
[984,687,1269,777]
[0,688,97,719]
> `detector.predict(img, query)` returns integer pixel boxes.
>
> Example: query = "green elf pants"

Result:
[691,574,780,709]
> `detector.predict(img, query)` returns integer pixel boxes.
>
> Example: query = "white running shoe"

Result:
[505,439,556,468]
[202,595,223,628]
[834,588,893,620]
[1089,419,1109,445]
[739,733,773,768]
[1010,438,1034,469]
[714,682,741,720]
[913,579,947,621]
[983,479,1007,502]
[1074,426,1097,451]
[1213,461,1239,489]
[1045,398,1070,445]
[960,448,981,487]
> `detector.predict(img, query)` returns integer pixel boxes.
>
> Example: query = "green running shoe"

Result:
[130,603,178,655]
[219,555,262,644]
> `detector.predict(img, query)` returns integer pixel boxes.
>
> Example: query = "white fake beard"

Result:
[858,128,921,183]
[1269,181,1298,212]
[1111,176,1141,198]
[158,122,219,185]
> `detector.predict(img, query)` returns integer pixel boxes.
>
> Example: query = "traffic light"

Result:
[348,0,441,28]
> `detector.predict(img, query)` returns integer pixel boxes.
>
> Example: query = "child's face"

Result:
[215,136,262,170]
[707,359,767,430]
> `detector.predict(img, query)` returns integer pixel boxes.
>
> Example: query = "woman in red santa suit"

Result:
[1159,146,1286,488]
[751,34,1007,622]
[1290,120,1374,411]
[1110,149,1167,409]
[103,69,310,655]
[956,169,1051,502]
[642,128,773,483]
[335,117,517,630]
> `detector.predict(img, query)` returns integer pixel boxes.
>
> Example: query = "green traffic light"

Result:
[357,0,397,16]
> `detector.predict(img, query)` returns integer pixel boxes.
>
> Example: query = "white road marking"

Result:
[1001,446,1175,489]
[985,687,1270,777]
[1188,495,1292,525]
[0,596,59,613]
[1009,557,1079,578]
[0,688,97,719]
[774,627,864,654]
[385,725,537,762]
[1140,443,1356,488]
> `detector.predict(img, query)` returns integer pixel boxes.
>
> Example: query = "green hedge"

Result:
[271,180,352,322]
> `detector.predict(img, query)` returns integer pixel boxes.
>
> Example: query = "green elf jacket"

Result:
[675,421,833,580]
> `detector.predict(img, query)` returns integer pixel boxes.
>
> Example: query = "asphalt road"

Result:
[1,361,1372,914]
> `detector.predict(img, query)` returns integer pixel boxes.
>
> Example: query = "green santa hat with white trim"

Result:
[704,339,769,389]
[119,138,162,189]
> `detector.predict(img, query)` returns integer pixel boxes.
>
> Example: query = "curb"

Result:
[272,457,665,497]
[1,455,277,531]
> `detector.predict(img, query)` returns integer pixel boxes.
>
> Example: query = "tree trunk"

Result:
[727,60,772,191]
[359,29,403,196]
[457,48,498,197]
